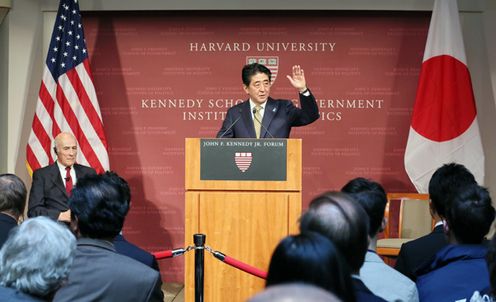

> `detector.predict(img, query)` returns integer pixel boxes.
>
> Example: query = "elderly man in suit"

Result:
[53,172,163,302]
[28,132,96,221]
[216,63,319,138]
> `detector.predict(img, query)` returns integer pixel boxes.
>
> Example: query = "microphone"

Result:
[65,176,71,182]
[252,107,274,138]
[218,108,242,138]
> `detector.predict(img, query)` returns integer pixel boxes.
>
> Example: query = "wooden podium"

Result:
[184,138,302,301]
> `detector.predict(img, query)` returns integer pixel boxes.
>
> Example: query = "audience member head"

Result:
[341,178,387,238]
[348,191,387,238]
[300,192,369,273]
[102,171,131,206]
[341,177,387,238]
[445,184,494,244]
[69,171,130,239]
[341,177,386,197]
[242,63,272,86]
[428,163,477,218]
[248,283,341,302]
[266,232,354,302]
[0,174,27,220]
[0,216,76,298]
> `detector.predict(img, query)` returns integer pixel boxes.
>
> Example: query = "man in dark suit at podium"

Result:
[28,132,96,221]
[217,63,319,138]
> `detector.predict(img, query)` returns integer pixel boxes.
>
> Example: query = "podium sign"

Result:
[200,139,287,181]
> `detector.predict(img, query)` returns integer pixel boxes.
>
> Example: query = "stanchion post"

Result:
[194,234,206,302]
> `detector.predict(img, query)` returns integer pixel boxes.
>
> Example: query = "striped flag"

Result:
[404,0,484,192]
[26,0,109,174]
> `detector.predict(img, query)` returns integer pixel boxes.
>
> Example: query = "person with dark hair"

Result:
[266,232,355,302]
[341,177,387,197]
[28,132,96,222]
[216,63,319,138]
[342,178,419,302]
[53,172,163,302]
[104,172,161,272]
[0,216,76,301]
[395,163,477,280]
[0,174,27,249]
[416,184,495,301]
[300,191,386,302]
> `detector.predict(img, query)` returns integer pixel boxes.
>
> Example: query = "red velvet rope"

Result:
[223,255,267,279]
[153,247,268,280]
[153,250,173,259]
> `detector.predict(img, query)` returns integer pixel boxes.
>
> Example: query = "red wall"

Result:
[83,11,429,282]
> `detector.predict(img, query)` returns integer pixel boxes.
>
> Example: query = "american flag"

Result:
[26,0,109,174]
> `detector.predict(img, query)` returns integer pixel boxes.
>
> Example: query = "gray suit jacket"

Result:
[28,163,96,219]
[53,238,162,302]
[360,251,419,302]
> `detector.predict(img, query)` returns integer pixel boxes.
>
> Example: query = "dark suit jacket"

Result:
[394,225,448,281]
[352,278,387,302]
[53,238,163,302]
[28,163,96,220]
[0,213,18,249]
[113,234,160,271]
[216,90,319,138]
[415,244,489,302]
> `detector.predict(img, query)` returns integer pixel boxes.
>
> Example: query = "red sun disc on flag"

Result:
[411,55,476,142]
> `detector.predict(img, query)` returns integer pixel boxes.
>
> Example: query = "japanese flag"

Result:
[404,0,484,192]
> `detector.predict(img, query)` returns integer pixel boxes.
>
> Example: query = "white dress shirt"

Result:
[56,161,77,186]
